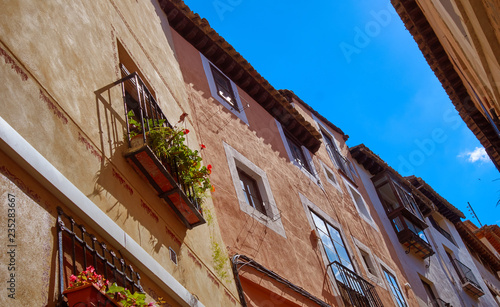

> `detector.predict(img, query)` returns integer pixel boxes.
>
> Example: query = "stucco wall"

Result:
[0,0,237,306]
[171,25,414,306]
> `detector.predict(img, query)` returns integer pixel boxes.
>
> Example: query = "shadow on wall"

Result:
[91,83,188,254]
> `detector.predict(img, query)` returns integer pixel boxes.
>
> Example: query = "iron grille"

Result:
[57,207,143,304]
[330,261,383,307]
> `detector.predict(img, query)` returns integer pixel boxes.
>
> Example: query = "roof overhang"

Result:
[350,144,435,216]
[160,0,322,152]
[406,176,464,223]
[391,0,500,171]
[456,221,500,272]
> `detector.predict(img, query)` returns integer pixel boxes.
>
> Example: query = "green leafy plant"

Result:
[211,238,230,282]
[107,283,157,307]
[127,110,165,138]
[128,111,212,204]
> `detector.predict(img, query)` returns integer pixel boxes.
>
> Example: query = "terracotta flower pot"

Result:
[63,283,119,307]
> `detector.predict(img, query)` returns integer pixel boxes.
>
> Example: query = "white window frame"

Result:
[320,161,341,193]
[299,193,358,295]
[352,237,383,286]
[381,264,409,307]
[276,119,319,184]
[343,177,378,229]
[201,53,248,125]
[223,142,286,237]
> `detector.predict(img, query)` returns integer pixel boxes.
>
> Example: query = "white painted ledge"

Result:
[0,116,203,307]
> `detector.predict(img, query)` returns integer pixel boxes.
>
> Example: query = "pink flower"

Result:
[70,275,77,283]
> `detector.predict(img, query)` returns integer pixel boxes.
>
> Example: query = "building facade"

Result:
[391,0,500,171]
[1,1,499,307]
[352,144,500,306]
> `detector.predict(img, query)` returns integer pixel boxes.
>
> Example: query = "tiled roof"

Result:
[160,0,322,152]
[406,176,464,223]
[350,144,435,216]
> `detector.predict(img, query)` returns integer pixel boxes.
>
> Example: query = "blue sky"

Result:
[183,0,499,226]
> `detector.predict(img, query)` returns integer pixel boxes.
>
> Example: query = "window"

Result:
[238,168,266,215]
[382,268,408,307]
[210,64,237,109]
[311,211,353,271]
[421,280,438,306]
[360,250,377,276]
[224,142,286,237]
[286,134,312,173]
[321,162,341,191]
[320,129,357,182]
[201,54,248,124]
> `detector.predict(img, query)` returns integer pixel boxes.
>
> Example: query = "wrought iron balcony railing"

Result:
[96,69,205,228]
[451,258,484,297]
[330,261,383,307]
[327,144,357,183]
[57,207,143,305]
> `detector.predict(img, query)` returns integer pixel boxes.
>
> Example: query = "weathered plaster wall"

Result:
[417,0,500,122]
[0,0,236,306]
[171,25,413,306]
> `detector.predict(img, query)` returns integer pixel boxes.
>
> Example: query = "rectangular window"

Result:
[238,168,266,215]
[210,64,238,110]
[311,211,353,271]
[286,134,312,173]
[383,268,408,307]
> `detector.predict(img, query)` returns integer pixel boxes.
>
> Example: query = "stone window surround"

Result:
[276,119,320,185]
[299,193,359,296]
[223,142,286,238]
[381,263,409,307]
[200,53,248,125]
[320,160,342,193]
[342,176,378,230]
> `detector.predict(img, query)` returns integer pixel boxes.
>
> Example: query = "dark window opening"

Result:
[210,64,238,110]
[286,134,312,173]
[238,168,266,215]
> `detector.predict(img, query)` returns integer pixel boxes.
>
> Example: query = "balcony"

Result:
[99,71,205,229]
[327,144,357,183]
[393,215,434,259]
[452,259,484,298]
[330,261,383,307]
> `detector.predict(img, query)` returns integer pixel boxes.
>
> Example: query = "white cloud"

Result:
[459,147,490,163]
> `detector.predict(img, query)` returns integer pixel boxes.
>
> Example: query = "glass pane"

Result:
[383,270,408,307]
[327,224,342,244]
[378,182,400,212]
[312,212,328,233]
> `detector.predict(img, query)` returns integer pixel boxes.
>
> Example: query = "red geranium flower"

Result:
[183,129,190,134]
[200,144,206,149]
[207,164,212,174]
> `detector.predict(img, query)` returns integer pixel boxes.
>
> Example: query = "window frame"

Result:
[382,266,408,307]
[320,161,341,192]
[237,167,266,215]
[343,177,377,229]
[201,54,248,124]
[276,120,319,183]
[224,142,286,237]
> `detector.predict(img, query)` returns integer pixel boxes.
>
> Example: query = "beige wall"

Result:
[0,0,236,306]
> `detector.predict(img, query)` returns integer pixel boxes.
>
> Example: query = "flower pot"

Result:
[63,283,119,307]
[124,144,206,229]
